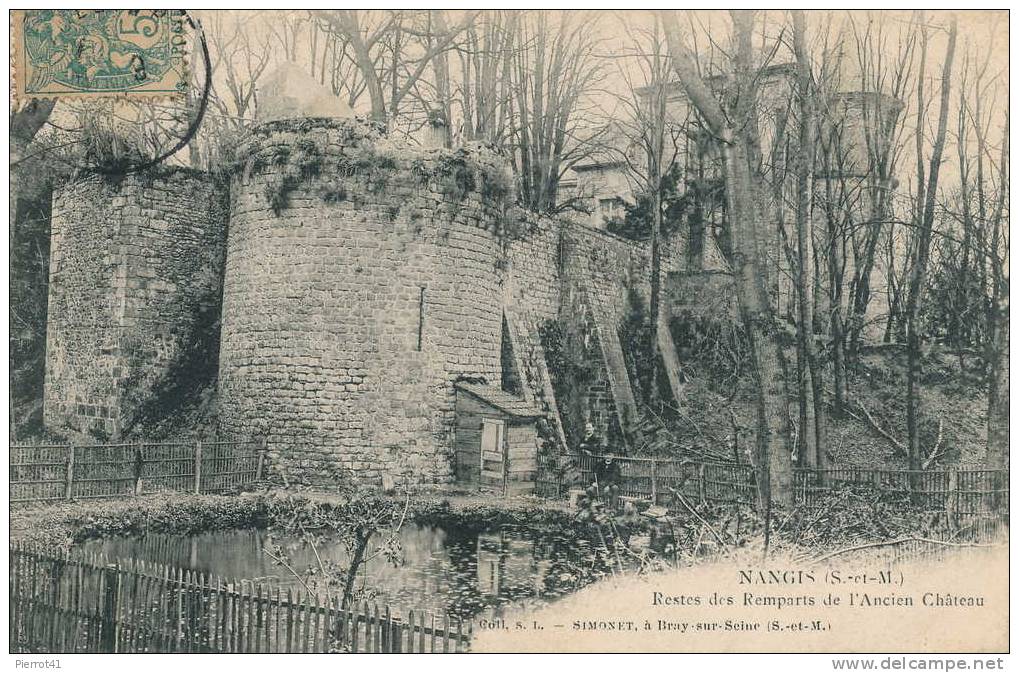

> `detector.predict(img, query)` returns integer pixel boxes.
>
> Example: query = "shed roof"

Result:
[455,383,542,419]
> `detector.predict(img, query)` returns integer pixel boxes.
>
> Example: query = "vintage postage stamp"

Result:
[11,9,188,101]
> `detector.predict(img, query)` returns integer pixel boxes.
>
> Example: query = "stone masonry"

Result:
[217,119,515,485]
[43,170,227,438]
[43,117,683,484]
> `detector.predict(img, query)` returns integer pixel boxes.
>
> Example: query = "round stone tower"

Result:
[217,82,515,485]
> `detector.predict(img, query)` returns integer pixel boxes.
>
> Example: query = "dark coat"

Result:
[594,456,622,486]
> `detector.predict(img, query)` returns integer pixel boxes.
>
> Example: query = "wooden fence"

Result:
[9,544,471,654]
[793,467,1009,515]
[537,452,757,507]
[10,440,265,504]
[537,453,1009,515]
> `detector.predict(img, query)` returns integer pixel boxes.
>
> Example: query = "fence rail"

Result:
[793,467,1009,515]
[9,544,471,653]
[537,453,1009,515]
[10,440,265,504]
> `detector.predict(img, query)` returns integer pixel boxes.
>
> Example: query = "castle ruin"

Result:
[41,67,891,488]
[42,77,683,487]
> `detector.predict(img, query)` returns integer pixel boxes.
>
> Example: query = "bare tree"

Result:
[455,11,520,146]
[935,36,1009,468]
[902,13,958,471]
[205,12,273,125]
[791,11,827,470]
[983,110,1009,470]
[662,10,794,508]
[10,99,56,246]
[9,98,56,442]
[313,10,479,126]
[601,14,687,406]
[510,11,606,213]
[844,12,916,363]
[186,12,275,168]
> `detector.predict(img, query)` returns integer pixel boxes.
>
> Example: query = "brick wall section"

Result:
[44,170,227,438]
[505,213,563,321]
[217,119,514,486]
[503,214,683,327]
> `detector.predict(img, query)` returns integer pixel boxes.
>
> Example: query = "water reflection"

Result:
[81,524,605,620]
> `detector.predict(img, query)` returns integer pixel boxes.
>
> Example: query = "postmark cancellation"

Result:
[11,9,188,101]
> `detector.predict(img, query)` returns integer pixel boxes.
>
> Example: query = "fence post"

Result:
[947,468,959,522]
[65,446,76,500]
[392,621,402,653]
[255,439,267,482]
[650,457,658,505]
[100,564,122,653]
[698,463,707,504]
[194,441,203,494]
[134,444,144,495]
[990,469,1005,514]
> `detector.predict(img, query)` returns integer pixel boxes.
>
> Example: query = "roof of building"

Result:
[571,121,636,171]
[633,62,798,99]
[455,382,543,419]
[572,157,629,172]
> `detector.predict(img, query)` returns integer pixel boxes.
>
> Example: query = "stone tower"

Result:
[43,169,226,438]
[217,70,516,485]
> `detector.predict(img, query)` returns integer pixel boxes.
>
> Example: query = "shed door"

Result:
[479,419,506,485]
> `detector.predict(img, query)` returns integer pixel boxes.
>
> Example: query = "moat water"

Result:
[80,523,607,621]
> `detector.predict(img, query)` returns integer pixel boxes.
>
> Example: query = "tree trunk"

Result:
[647,80,666,407]
[985,314,1008,469]
[342,528,371,610]
[10,99,56,252]
[343,12,388,123]
[831,307,847,415]
[984,113,1009,470]
[9,100,55,442]
[819,139,848,419]
[662,10,793,508]
[904,17,957,471]
[792,11,826,471]
[847,185,888,361]
[431,11,453,147]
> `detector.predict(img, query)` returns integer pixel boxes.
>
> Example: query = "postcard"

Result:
[8,8,1009,661]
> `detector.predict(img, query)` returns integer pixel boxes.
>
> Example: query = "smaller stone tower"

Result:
[44,169,227,438]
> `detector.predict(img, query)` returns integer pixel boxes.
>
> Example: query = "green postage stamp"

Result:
[12,9,188,100]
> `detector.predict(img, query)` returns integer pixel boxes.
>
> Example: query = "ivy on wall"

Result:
[239,120,523,240]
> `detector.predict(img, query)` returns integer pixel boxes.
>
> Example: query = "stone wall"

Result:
[44,170,227,438]
[217,119,515,485]
[504,213,683,449]
[41,120,690,481]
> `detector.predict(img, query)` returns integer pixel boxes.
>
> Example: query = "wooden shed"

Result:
[454,383,542,494]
